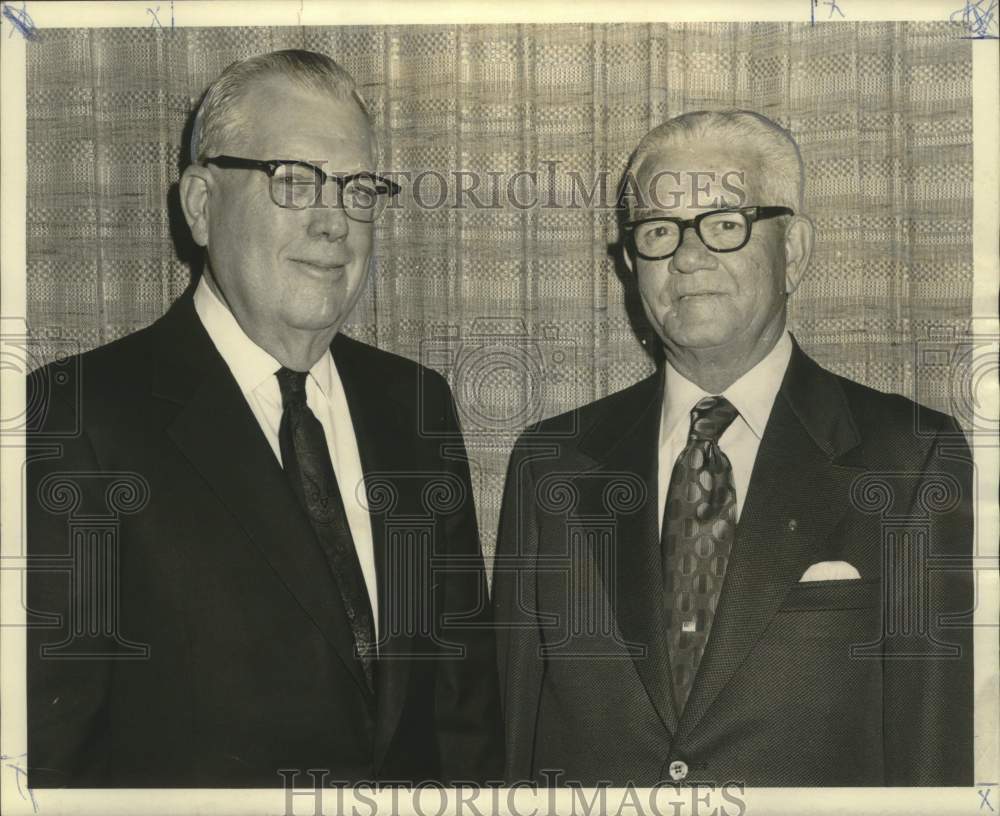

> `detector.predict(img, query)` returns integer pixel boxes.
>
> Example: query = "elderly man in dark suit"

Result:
[493,109,974,787]
[27,50,501,787]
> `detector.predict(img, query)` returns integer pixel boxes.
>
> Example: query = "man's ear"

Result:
[783,214,814,296]
[622,242,635,274]
[179,165,213,248]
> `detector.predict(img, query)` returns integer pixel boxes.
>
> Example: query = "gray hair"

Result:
[189,49,371,163]
[628,109,804,212]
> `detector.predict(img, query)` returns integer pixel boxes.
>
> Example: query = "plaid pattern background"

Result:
[25,23,973,567]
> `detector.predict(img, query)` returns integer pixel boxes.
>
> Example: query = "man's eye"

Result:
[274,167,317,185]
[711,217,743,230]
[705,216,745,234]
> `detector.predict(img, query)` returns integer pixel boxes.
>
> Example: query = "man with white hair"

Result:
[494,109,973,786]
[27,50,502,787]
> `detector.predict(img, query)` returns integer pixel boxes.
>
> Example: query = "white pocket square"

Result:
[798,561,861,582]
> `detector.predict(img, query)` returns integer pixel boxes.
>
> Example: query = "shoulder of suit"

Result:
[28,321,161,404]
[334,331,434,371]
[29,324,450,401]
[24,321,166,444]
[333,334,460,438]
[516,371,658,443]
[334,332,449,393]
[818,360,965,462]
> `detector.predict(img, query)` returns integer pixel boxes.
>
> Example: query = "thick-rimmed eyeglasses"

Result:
[624,206,794,260]
[203,155,401,223]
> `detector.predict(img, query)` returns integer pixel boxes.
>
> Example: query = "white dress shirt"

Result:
[193,277,379,634]
[657,331,793,533]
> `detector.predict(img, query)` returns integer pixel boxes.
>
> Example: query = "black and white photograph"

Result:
[1,1,997,814]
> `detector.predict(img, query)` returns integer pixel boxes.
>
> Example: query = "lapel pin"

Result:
[788,518,798,532]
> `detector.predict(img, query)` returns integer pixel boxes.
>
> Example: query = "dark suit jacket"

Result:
[494,339,974,787]
[26,290,502,787]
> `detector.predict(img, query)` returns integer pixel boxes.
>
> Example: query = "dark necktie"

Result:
[276,367,376,692]
[662,395,740,712]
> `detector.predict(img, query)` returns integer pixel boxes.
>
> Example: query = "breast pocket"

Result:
[778,579,880,612]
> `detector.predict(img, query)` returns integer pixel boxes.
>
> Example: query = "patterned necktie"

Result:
[662,395,740,712]
[276,367,376,692]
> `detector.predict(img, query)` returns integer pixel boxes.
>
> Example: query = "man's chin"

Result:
[656,316,736,351]
[283,282,362,329]
[285,312,346,335]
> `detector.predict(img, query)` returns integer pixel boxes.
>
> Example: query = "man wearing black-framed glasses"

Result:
[495,109,973,787]
[201,155,400,221]
[624,205,794,261]
[27,49,501,788]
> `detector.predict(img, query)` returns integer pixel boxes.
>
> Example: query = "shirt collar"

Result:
[661,330,793,442]
[192,276,335,401]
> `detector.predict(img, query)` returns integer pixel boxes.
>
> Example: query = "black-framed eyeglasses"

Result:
[624,206,794,260]
[203,155,401,223]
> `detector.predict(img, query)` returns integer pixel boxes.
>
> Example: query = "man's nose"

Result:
[671,225,715,273]
[306,196,350,241]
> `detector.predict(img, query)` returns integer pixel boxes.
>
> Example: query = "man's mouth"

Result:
[676,291,723,300]
[292,259,349,273]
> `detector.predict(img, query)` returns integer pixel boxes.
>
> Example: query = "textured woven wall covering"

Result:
[25,23,973,563]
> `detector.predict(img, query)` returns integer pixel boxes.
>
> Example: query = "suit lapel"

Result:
[152,294,375,704]
[676,340,864,739]
[332,334,417,769]
[579,369,680,736]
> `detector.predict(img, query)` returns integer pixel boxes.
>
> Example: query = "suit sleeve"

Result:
[26,368,113,786]
[429,373,504,783]
[883,416,975,786]
[492,434,545,784]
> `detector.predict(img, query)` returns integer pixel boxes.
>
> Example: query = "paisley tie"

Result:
[276,367,376,692]
[661,395,739,712]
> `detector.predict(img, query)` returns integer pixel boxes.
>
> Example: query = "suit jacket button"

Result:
[667,760,688,781]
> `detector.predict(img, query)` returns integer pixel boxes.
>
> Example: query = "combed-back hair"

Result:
[627,109,804,212]
[190,49,371,163]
